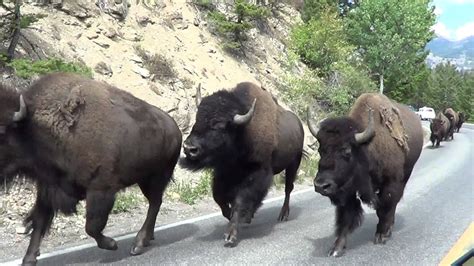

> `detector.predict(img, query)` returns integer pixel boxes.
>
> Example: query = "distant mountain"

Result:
[426,36,474,58]
[425,36,474,70]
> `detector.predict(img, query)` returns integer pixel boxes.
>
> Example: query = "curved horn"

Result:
[306,106,321,137]
[354,108,375,144]
[12,95,27,122]
[233,98,256,125]
[195,83,202,107]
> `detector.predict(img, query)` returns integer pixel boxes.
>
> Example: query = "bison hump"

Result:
[378,104,409,153]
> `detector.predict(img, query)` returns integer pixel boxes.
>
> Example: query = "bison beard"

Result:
[180,82,304,247]
[308,93,423,257]
[0,73,182,265]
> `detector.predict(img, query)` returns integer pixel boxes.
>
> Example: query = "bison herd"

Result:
[0,72,465,264]
[429,107,468,147]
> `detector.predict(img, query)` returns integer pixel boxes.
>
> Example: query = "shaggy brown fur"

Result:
[1,73,182,264]
[444,108,459,140]
[312,92,423,257]
[349,93,422,183]
[180,81,304,247]
[234,82,278,163]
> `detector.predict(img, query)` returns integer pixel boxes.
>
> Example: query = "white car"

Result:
[416,106,436,120]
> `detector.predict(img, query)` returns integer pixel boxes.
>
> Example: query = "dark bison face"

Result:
[308,109,374,198]
[0,92,27,183]
[180,92,256,171]
[430,118,445,136]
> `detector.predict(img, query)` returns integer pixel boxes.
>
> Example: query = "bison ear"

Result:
[210,119,227,130]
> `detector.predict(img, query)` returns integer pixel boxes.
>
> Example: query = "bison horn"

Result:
[233,98,256,125]
[306,106,322,137]
[12,95,27,122]
[354,108,375,144]
[195,83,202,107]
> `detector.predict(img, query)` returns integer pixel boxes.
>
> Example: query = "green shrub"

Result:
[20,14,47,29]
[8,58,92,78]
[168,170,213,205]
[297,154,319,183]
[192,0,216,10]
[112,188,144,214]
[207,0,269,52]
[280,62,376,116]
[289,8,353,77]
[134,46,177,81]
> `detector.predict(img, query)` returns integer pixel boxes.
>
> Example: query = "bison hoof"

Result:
[224,234,238,247]
[97,237,118,250]
[374,232,391,244]
[21,258,37,266]
[277,211,289,222]
[130,245,146,256]
[328,248,344,257]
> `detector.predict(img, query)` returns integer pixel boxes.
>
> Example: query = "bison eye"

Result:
[341,147,351,159]
[211,121,227,130]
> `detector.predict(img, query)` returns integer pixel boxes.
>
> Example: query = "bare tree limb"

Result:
[6,0,21,60]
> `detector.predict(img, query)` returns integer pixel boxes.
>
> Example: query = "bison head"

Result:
[0,86,28,184]
[180,90,256,171]
[308,109,374,201]
[430,118,445,138]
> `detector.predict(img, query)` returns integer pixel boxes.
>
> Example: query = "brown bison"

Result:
[443,108,459,140]
[430,112,449,147]
[179,82,304,247]
[0,73,182,265]
[308,93,423,257]
[456,112,467,132]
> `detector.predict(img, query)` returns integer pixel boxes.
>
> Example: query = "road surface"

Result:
[4,123,473,265]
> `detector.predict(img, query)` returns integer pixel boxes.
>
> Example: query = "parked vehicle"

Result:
[416,106,436,120]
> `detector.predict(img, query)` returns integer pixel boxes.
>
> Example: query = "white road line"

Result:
[2,188,314,265]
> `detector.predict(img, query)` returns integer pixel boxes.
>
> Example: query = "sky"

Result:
[432,0,474,41]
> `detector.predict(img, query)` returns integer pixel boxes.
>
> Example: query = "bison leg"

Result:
[329,196,363,257]
[85,190,117,251]
[22,187,54,265]
[278,156,301,221]
[212,177,232,220]
[131,174,171,256]
[374,183,404,244]
[224,168,273,247]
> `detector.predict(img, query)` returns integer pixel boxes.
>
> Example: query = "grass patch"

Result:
[168,170,213,205]
[297,154,319,184]
[272,154,319,188]
[112,187,144,214]
[7,57,92,79]
[134,46,178,82]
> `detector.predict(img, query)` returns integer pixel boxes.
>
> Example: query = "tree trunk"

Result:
[6,0,21,61]
[379,74,384,94]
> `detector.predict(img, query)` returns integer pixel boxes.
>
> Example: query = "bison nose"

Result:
[183,142,200,159]
[314,179,337,196]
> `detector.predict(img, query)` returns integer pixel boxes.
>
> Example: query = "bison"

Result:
[456,112,467,133]
[430,112,449,147]
[179,82,304,246]
[443,108,459,140]
[0,73,182,265]
[307,93,423,257]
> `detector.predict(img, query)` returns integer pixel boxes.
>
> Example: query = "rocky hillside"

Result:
[2,0,304,135]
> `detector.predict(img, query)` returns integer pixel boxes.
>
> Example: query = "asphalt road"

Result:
[4,123,474,266]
